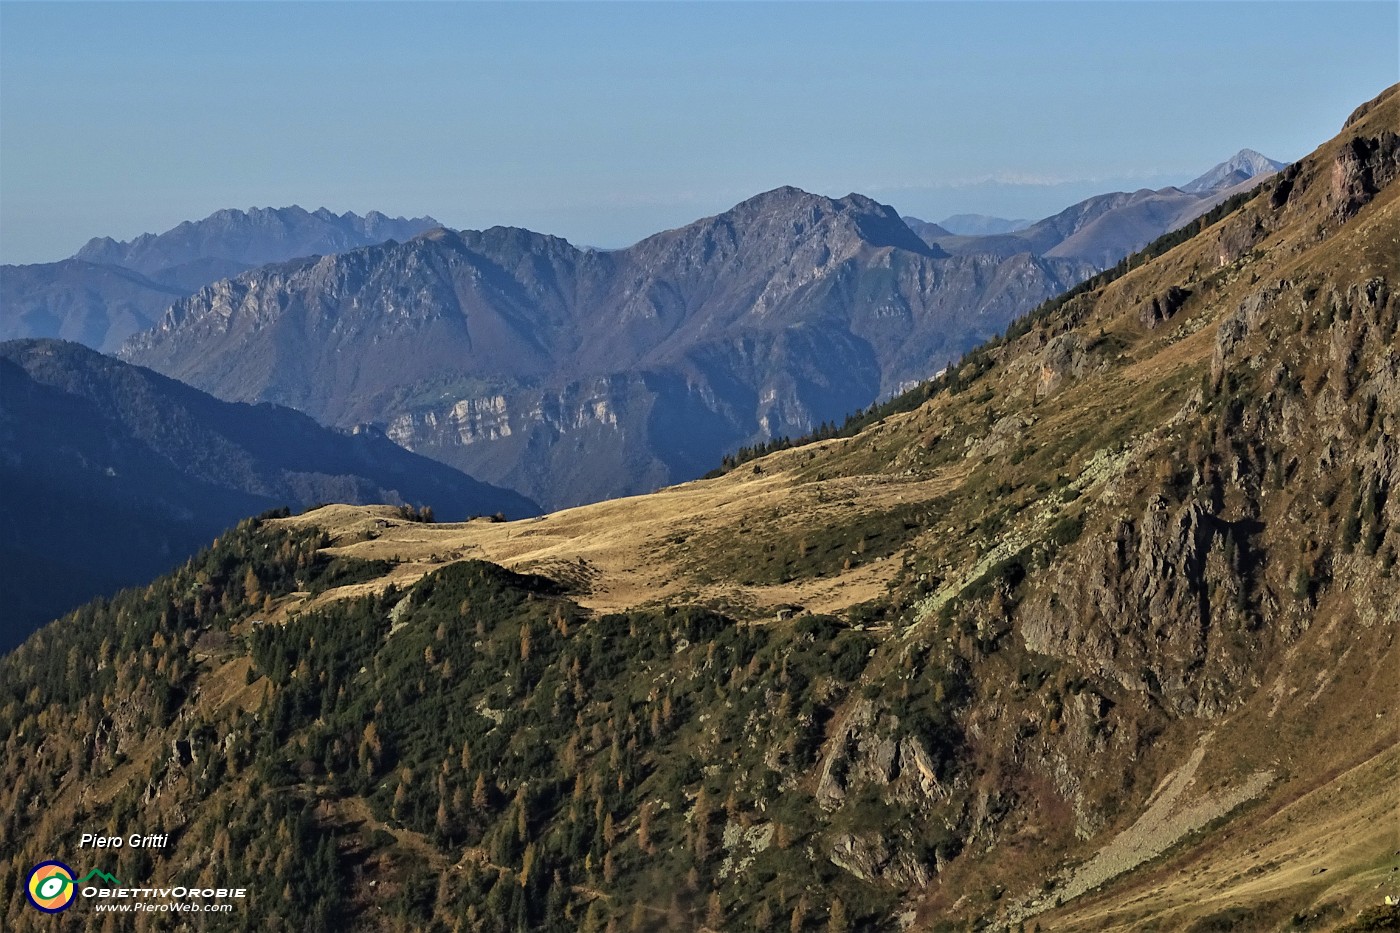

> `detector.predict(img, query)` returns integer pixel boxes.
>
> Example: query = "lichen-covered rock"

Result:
[828,832,932,887]
[1037,333,1087,396]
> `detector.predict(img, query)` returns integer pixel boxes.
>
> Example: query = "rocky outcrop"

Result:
[1036,333,1088,396]
[816,699,882,807]
[1019,495,1265,717]
[1330,132,1400,220]
[1139,285,1191,329]
[828,832,932,887]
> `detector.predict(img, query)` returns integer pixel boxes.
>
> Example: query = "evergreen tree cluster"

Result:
[0,518,969,930]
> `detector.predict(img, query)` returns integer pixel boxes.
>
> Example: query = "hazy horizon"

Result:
[2,1,1395,264]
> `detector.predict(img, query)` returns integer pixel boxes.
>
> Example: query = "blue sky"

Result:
[1,1,1395,263]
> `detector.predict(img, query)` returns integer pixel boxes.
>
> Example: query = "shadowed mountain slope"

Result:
[0,339,536,651]
[0,260,186,354]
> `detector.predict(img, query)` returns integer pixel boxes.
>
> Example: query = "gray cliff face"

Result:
[122,188,1096,508]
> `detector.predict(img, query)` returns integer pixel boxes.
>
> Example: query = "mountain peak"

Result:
[1231,147,1274,163]
[1182,149,1287,193]
[415,225,462,243]
[730,185,826,213]
[727,185,905,216]
[710,187,938,256]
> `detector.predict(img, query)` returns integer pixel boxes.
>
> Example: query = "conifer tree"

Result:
[472,772,489,809]
[827,898,849,933]
[706,891,724,928]
[790,894,809,933]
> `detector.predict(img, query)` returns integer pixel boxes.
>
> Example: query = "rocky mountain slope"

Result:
[1,85,1394,932]
[0,339,536,652]
[121,189,1097,509]
[1,207,438,351]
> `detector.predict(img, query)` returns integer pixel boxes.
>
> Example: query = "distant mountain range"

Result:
[0,149,1285,514]
[899,216,954,241]
[73,206,440,283]
[116,150,1281,510]
[904,149,1284,268]
[120,188,1099,509]
[0,338,536,651]
[0,152,1278,357]
[1,207,438,350]
[936,214,1033,236]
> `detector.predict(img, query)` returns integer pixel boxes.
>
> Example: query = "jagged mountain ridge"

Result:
[0,338,537,652]
[1,207,439,351]
[2,85,1395,932]
[0,154,1274,357]
[122,188,1096,508]
[74,205,440,281]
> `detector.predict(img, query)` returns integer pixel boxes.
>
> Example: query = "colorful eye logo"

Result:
[27,861,77,913]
